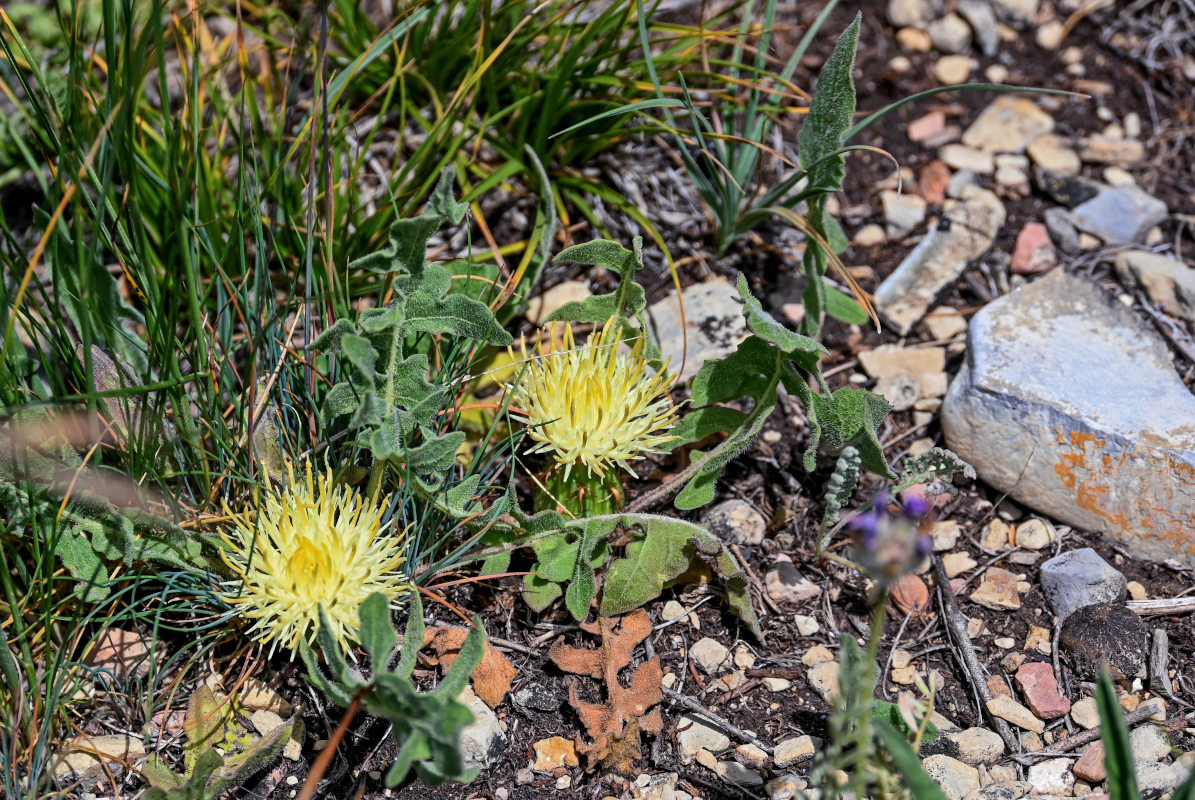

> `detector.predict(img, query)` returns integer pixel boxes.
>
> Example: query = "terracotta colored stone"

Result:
[909,111,947,143]
[1073,741,1107,782]
[970,567,1022,610]
[919,160,953,205]
[1010,222,1057,274]
[892,574,930,615]
[1015,661,1072,719]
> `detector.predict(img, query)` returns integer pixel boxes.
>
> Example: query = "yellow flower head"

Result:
[220,461,410,655]
[508,318,679,480]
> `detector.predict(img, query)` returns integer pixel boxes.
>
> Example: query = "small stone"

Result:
[86,628,154,681]
[1126,580,1147,601]
[1071,697,1100,729]
[909,111,948,143]
[526,280,591,324]
[457,686,507,770]
[716,760,765,787]
[1114,250,1195,325]
[1040,548,1127,621]
[677,714,731,759]
[946,727,1006,766]
[882,190,928,232]
[892,666,917,684]
[935,55,974,85]
[516,768,535,785]
[963,782,1034,800]
[556,775,572,790]
[994,637,1016,649]
[735,743,769,770]
[958,0,1000,55]
[513,682,562,712]
[982,519,1012,551]
[896,26,934,53]
[892,649,913,669]
[763,677,792,692]
[533,736,579,770]
[985,63,1009,82]
[794,614,820,636]
[1059,602,1148,680]
[647,278,748,384]
[250,709,285,736]
[1079,136,1146,164]
[941,144,995,174]
[1013,518,1055,549]
[1129,723,1171,763]
[704,500,768,546]
[1027,133,1081,175]
[1035,19,1064,49]
[1104,166,1136,186]
[1137,762,1182,797]
[888,0,942,28]
[690,638,732,675]
[765,560,822,606]
[1071,184,1169,245]
[929,14,972,53]
[1026,758,1075,795]
[963,96,1055,153]
[875,374,921,412]
[930,520,962,551]
[921,754,981,800]
[990,0,1038,28]
[889,55,913,73]
[765,773,806,800]
[893,574,931,614]
[854,223,886,246]
[1073,741,1107,782]
[1015,662,1071,719]
[733,645,755,670]
[661,600,687,622]
[1044,207,1081,253]
[971,567,1021,610]
[54,734,147,780]
[1020,730,1044,752]
[238,678,294,716]
[943,552,978,578]
[808,661,841,703]
[1024,625,1051,654]
[803,645,834,666]
[1009,223,1056,274]
[986,695,1045,732]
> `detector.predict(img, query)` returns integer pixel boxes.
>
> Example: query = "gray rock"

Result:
[888,0,942,27]
[646,277,747,384]
[1137,760,1182,799]
[1071,185,1169,245]
[929,14,972,53]
[962,782,1033,800]
[765,559,822,606]
[941,270,1195,566]
[1129,723,1172,763]
[689,637,732,675]
[716,760,765,786]
[921,754,981,800]
[1114,250,1195,324]
[1044,207,1081,253]
[1059,602,1148,680]
[457,687,507,772]
[703,499,767,546]
[1033,167,1102,208]
[946,168,982,199]
[990,0,1039,28]
[1025,758,1074,795]
[513,682,561,712]
[1040,548,1127,621]
[946,727,1005,766]
[875,187,1005,334]
[956,0,1000,56]
[676,713,731,758]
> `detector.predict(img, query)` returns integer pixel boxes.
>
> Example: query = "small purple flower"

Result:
[849,491,934,586]
[901,494,932,519]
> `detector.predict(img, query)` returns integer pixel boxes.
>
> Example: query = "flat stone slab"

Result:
[646,277,747,384]
[875,186,1005,335]
[942,270,1195,566]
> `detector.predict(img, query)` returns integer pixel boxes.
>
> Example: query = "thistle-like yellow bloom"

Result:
[220,462,410,655]
[509,318,679,480]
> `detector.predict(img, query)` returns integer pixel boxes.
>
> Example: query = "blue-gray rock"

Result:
[956,0,1000,56]
[1044,207,1081,253]
[1071,185,1169,245]
[942,270,1195,566]
[1040,548,1127,621]
[1137,761,1182,799]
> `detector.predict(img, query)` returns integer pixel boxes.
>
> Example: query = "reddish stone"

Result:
[950,577,966,594]
[918,160,954,205]
[900,483,952,510]
[1015,661,1072,719]
[892,574,930,615]
[908,111,947,143]
[1010,222,1057,274]
[1073,741,1107,782]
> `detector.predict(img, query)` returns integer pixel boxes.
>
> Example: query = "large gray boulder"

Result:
[942,270,1195,565]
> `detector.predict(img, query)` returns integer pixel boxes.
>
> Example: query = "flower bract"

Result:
[508,318,678,480]
[221,461,410,655]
